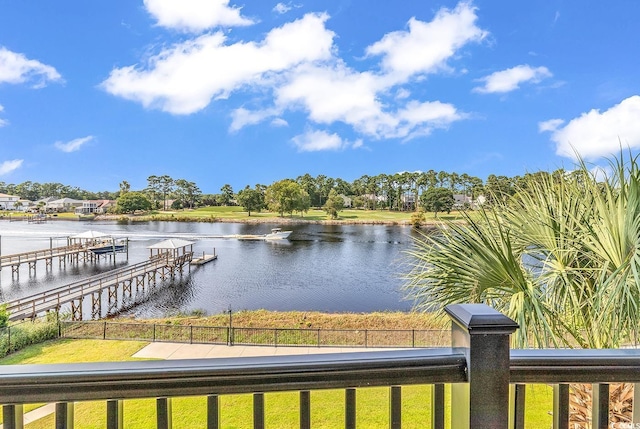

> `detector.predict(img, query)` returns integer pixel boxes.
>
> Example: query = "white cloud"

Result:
[538,118,564,133]
[106,2,480,148]
[0,159,23,176]
[230,107,280,132]
[291,130,357,152]
[276,63,464,140]
[0,104,6,127]
[54,136,94,153]
[102,13,334,115]
[366,2,486,80]
[473,65,552,94]
[0,47,62,88]
[271,117,288,127]
[277,64,387,132]
[541,96,640,159]
[395,88,411,100]
[273,3,292,14]
[143,0,254,32]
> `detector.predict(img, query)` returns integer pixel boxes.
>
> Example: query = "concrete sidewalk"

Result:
[132,342,393,360]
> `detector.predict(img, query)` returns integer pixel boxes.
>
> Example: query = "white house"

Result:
[0,193,21,210]
[47,198,85,212]
[453,194,486,210]
[74,201,98,214]
[339,195,352,208]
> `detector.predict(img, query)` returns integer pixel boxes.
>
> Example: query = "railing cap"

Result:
[445,304,518,334]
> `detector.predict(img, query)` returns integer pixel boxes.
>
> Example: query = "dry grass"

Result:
[115,310,448,330]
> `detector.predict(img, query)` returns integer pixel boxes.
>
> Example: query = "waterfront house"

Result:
[0,193,21,210]
[47,198,85,213]
[74,201,98,215]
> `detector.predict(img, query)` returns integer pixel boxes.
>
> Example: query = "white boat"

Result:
[264,228,292,240]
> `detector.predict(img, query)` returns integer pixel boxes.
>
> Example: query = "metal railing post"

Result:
[106,400,123,429]
[3,404,23,429]
[207,395,219,429]
[55,402,74,429]
[445,304,518,429]
[157,398,172,429]
[592,383,610,429]
[253,393,265,429]
[300,391,311,429]
[345,388,356,429]
[389,386,401,429]
[431,384,445,429]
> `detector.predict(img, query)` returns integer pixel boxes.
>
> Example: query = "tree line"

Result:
[0,169,573,215]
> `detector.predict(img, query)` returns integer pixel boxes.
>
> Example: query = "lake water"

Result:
[0,220,422,317]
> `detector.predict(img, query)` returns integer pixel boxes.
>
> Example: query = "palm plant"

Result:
[403,152,640,425]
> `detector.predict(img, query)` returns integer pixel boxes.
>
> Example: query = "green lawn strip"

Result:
[2,339,553,428]
[0,339,149,426]
[0,339,149,365]
[525,384,553,428]
[113,207,468,224]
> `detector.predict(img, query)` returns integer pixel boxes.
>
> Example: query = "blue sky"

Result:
[1,0,639,193]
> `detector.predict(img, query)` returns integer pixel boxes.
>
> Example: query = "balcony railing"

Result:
[1,304,640,429]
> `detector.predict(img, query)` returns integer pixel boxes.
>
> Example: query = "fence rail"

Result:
[5,304,640,429]
[60,320,450,348]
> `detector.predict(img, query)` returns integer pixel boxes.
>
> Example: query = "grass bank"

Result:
[0,339,553,428]
[117,310,448,330]
[95,206,467,226]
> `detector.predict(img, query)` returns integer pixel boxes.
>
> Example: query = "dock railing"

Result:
[3,304,640,428]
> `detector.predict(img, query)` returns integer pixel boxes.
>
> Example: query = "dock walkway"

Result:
[0,241,127,277]
[1,244,84,270]
[5,253,189,321]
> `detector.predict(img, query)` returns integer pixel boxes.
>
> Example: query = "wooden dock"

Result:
[0,241,127,277]
[5,252,192,321]
[190,249,218,265]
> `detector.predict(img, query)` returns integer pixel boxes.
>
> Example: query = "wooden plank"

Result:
[4,258,169,320]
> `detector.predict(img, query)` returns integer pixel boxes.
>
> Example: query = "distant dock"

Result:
[190,249,218,265]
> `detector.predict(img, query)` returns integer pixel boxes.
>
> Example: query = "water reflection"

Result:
[0,220,417,317]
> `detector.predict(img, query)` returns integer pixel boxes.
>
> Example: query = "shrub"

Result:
[0,318,59,358]
[0,305,8,328]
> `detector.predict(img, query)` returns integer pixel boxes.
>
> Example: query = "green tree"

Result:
[116,191,152,214]
[296,174,318,207]
[410,209,426,228]
[484,174,515,205]
[265,179,307,217]
[420,187,454,216]
[404,153,640,422]
[158,175,175,211]
[322,189,344,219]
[145,175,161,209]
[174,179,201,209]
[405,152,640,346]
[236,186,264,216]
[119,180,130,196]
[220,184,234,206]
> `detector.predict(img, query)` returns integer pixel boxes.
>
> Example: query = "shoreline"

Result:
[90,213,448,229]
[115,309,446,330]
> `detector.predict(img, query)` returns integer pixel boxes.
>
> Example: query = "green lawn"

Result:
[1,207,470,224]
[125,206,469,224]
[0,339,553,428]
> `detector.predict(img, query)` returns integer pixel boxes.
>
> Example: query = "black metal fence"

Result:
[0,317,59,358]
[60,320,450,348]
